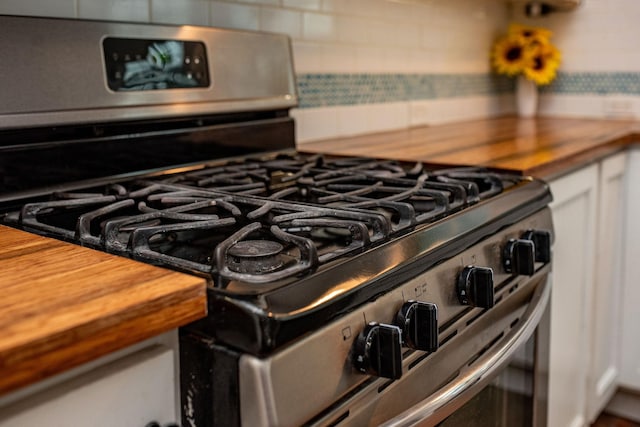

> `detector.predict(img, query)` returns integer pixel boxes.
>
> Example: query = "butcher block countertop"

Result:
[1,114,639,397]
[0,226,207,396]
[300,116,639,179]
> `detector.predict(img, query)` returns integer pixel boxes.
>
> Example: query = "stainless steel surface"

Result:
[381,270,550,426]
[238,208,553,427]
[2,15,554,426]
[0,15,297,129]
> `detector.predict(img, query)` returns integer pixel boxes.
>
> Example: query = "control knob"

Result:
[503,239,535,276]
[352,322,403,380]
[522,229,552,263]
[457,266,494,308]
[503,229,552,275]
[395,301,438,352]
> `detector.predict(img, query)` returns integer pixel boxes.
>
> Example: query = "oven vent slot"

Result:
[438,308,471,333]
[326,410,350,427]
[495,276,517,293]
[465,309,487,327]
[510,317,520,329]
[467,332,504,367]
[377,379,395,394]
[439,330,458,347]
[408,350,431,371]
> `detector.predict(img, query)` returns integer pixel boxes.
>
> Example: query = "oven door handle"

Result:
[381,275,551,427]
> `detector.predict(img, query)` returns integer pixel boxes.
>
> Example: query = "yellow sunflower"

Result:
[523,45,561,85]
[491,23,560,86]
[491,35,533,77]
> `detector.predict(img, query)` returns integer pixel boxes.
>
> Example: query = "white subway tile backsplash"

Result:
[78,0,150,22]
[290,107,339,143]
[301,95,516,142]
[320,0,372,18]
[210,2,259,31]
[514,0,640,74]
[325,45,359,73]
[366,20,397,47]
[259,7,302,39]
[335,16,369,45]
[395,24,421,49]
[291,42,326,73]
[355,46,387,73]
[335,105,371,137]
[365,102,410,134]
[282,0,321,11]
[294,102,413,143]
[411,96,514,126]
[302,13,336,42]
[0,0,76,18]
[236,0,279,5]
[151,0,209,26]
[538,95,612,119]
[293,42,359,73]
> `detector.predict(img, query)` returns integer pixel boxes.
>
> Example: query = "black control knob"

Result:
[522,229,552,263]
[503,239,535,276]
[352,322,403,380]
[395,301,438,352]
[458,266,494,308]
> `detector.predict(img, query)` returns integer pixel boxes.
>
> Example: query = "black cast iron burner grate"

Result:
[0,155,522,289]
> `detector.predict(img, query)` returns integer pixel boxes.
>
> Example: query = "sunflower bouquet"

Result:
[491,24,561,85]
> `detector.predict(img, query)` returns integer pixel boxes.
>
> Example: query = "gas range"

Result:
[0,15,553,427]
[0,151,549,355]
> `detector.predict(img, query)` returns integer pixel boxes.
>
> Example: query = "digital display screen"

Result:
[103,37,210,91]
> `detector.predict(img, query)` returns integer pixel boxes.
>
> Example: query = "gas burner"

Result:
[227,240,285,274]
[214,222,319,284]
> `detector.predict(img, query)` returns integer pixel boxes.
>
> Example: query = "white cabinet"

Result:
[0,336,179,427]
[548,163,599,427]
[587,152,627,422]
[620,149,640,390]
[547,152,628,427]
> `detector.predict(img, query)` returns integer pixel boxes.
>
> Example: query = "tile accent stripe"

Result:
[295,72,640,109]
[542,72,640,95]
[296,73,514,109]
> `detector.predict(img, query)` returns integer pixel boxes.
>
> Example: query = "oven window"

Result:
[438,335,536,426]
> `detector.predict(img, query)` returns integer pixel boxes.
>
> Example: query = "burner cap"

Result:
[227,240,285,275]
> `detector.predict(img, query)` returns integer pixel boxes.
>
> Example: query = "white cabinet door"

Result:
[548,164,599,427]
[620,149,640,390]
[0,345,177,427]
[587,152,627,422]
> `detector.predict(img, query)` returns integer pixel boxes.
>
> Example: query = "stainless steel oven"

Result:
[382,276,550,427]
[0,15,553,427]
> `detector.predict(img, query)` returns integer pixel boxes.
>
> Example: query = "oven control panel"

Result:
[103,37,210,91]
[238,208,554,427]
[350,225,552,381]
[352,301,439,380]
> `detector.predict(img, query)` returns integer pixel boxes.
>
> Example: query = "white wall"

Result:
[513,0,640,120]
[0,0,514,143]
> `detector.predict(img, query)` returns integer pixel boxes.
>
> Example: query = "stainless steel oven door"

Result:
[382,274,551,427]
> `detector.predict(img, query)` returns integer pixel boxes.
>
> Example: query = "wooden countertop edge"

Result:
[298,117,640,180]
[0,226,208,396]
[0,283,205,396]
[521,131,637,179]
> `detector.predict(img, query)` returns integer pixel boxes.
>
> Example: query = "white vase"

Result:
[516,75,538,118]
